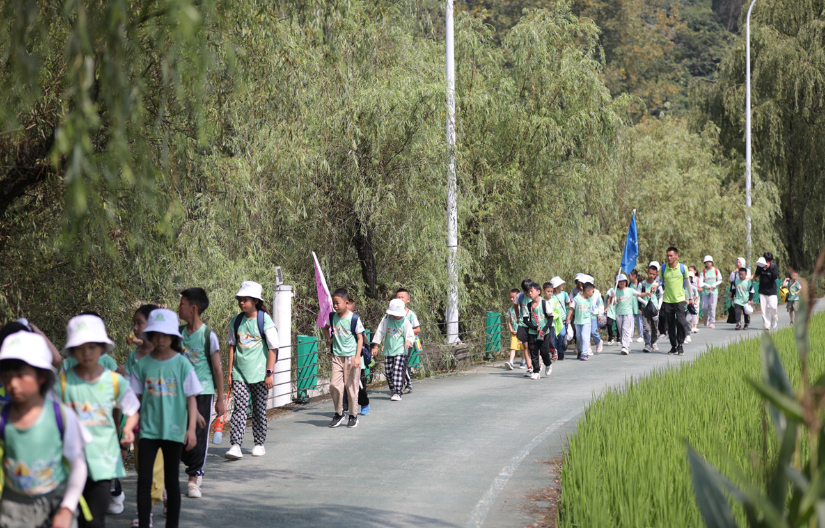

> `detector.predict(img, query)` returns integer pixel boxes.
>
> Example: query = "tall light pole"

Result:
[745,0,757,264]
[446,0,459,345]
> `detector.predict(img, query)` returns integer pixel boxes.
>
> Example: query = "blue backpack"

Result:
[232,311,270,350]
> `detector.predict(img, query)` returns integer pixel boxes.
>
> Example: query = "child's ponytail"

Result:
[255,299,271,316]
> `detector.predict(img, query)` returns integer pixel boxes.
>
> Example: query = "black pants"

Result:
[138,438,183,528]
[734,304,748,324]
[606,317,616,341]
[181,394,213,478]
[343,369,369,411]
[527,333,552,373]
[661,301,687,348]
[80,478,112,528]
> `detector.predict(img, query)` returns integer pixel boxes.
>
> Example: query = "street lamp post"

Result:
[745,0,757,264]
[446,0,459,345]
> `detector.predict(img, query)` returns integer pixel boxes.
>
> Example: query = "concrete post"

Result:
[270,284,293,408]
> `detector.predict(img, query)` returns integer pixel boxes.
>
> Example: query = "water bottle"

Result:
[212,416,224,445]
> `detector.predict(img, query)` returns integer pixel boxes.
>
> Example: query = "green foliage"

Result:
[689,259,825,527]
[693,0,825,270]
[558,308,825,527]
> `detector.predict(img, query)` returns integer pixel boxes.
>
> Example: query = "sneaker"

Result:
[187,482,202,498]
[108,491,125,514]
[744,324,749,330]
[710,322,716,329]
[668,347,677,355]
[390,394,401,401]
[360,405,370,416]
[531,372,540,380]
[652,343,659,351]
[551,352,558,361]
[580,355,589,361]
[684,336,691,343]
[677,345,685,356]
[636,337,644,343]
[328,413,345,428]
[620,347,629,355]
[196,476,202,487]
[252,445,266,457]
[505,361,514,370]
[347,415,359,428]
[735,324,741,331]
[402,386,412,394]
[132,514,152,528]
[596,342,603,354]
[642,346,650,353]
[519,361,527,369]
[545,365,552,376]
[606,340,616,346]
[523,370,533,378]
[225,444,243,459]
[692,328,699,334]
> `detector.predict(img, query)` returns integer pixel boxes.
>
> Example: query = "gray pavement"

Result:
[112,302,819,528]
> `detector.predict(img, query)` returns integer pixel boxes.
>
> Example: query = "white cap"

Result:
[580,274,595,285]
[142,309,182,340]
[63,314,115,356]
[386,299,407,318]
[574,273,584,283]
[0,331,56,372]
[616,274,628,283]
[703,255,713,263]
[688,271,696,278]
[649,261,660,271]
[235,281,264,301]
[756,257,767,268]
[550,276,565,288]
[737,257,746,268]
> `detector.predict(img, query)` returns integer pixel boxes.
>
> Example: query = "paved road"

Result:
[112,303,819,528]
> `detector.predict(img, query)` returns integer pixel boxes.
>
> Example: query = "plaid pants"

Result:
[402,350,411,389]
[385,355,406,396]
[230,380,268,447]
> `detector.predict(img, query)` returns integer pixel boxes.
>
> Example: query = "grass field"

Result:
[558,312,825,527]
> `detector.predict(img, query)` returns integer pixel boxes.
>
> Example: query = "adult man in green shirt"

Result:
[660,246,694,356]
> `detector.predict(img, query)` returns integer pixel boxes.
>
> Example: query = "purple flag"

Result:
[313,252,333,328]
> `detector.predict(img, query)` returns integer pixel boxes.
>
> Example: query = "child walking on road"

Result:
[342,298,370,416]
[57,315,140,528]
[178,288,225,497]
[226,281,279,459]
[0,331,90,528]
[130,308,205,528]
[784,272,802,324]
[324,289,364,428]
[550,278,569,360]
[395,289,420,395]
[732,268,754,330]
[611,275,645,355]
[524,283,554,378]
[505,289,522,370]
[371,299,415,401]
[567,283,595,361]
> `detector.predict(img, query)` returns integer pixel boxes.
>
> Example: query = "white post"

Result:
[270,284,293,408]
[446,0,459,345]
[745,0,757,265]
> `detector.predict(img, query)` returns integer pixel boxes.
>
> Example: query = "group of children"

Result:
[505,256,804,370]
[0,281,278,528]
[322,288,421,428]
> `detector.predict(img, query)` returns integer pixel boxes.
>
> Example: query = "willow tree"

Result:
[695,0,825,270]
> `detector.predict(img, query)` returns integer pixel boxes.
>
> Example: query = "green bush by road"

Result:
[558,313,825,527]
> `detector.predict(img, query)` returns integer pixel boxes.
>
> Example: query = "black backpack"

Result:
[640,282,659,318]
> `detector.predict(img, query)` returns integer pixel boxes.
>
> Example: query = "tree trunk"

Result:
[352,216,379,300]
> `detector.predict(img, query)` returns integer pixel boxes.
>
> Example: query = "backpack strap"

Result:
[53,400,65,439]
[328,312,336,353]
[257,311,268,350]
[232,314,243,347]
[111,371,118,401]
[350,314,360,337]
[0,404,10,441]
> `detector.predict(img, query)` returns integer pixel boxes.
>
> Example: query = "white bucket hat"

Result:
[235,281,264,301]
[0,331,56,372]
[649,261,661,271]
[574,273,584,283]
[703,255,713,263]
[386,299,407,318]
[756,257,767,268]
[63,314,115,356]
[550,276,565,288]
[142,308,182,340]
[616,274,628,283]
[580,274,595,285]
[737,257,746,268]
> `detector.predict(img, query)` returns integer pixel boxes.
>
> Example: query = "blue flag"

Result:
[620,210,638,274]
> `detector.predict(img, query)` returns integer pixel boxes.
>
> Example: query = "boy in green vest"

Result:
[783,271,802,324]
[732,268,755,330]
[0,331,90,528]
